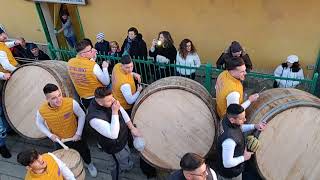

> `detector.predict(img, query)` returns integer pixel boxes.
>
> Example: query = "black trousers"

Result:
[176,72,196,80]
[55,139,92,164]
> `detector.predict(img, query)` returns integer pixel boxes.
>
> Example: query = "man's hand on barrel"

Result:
[71,134,81,142]
[50,134,60,142]
[131,127,142,138]
[249,93,259,103]
[3,73,10,80]
[132,72,141,83]
[254,122,267,131]
[244,148,254,161]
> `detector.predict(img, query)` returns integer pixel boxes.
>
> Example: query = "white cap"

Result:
[286,55,299,64]
[133,137,145,152]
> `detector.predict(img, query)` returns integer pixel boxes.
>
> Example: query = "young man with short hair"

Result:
[17,149,75,180]
[36,83,97,177]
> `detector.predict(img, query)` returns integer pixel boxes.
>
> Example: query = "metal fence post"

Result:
[204,63,213,92]
[311,72,319,95]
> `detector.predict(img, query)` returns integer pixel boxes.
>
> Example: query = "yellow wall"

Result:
[78,0,320,75]
[0,0,46,43]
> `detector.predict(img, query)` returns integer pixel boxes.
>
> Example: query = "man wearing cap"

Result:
[94,32,110,55]
[68,39,110,109]
[0,27,21,73]
[86,86,143,180]
[216,41,253,72]
[35,83,98,177]
[215,57,259,119]
[274,54,304,88]
[29,43,51,60]
[216,104,266,180]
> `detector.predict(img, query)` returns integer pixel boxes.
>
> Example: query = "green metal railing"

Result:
[48,44,319,96]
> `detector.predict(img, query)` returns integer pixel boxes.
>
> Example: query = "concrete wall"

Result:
[0,0,46,43]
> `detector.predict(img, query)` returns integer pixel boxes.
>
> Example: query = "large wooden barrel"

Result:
[53,149,85,180]
[132,76,218,170]
[246,88,320,180]
[2,60,77,140]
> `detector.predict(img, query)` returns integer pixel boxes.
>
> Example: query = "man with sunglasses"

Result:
[169,152,217,180]
[68,39,110,109]
[216,104,266,180]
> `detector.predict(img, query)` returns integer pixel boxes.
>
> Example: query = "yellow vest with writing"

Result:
[68,57,103,98]
[112,63,136,110]
[25,153,63,180]
[0,42,18,73]
[39,98,77,139]
[216,71,243,118]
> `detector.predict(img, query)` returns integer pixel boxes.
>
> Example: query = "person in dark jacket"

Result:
[11,37,33,60]
[94,32,110,55]
[29,43,50,60]
[120,27,148,79]
[168,152,217,180]
[216,104,266,180]
[149,31,177,80]
[216,41,253,72]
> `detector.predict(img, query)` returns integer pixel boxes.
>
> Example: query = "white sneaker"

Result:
[86,162,98,177]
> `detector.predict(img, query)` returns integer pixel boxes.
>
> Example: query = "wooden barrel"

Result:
[2,60,77,140]
[132,76,218,170]
[53,149,85,180]
[246,88,320,180]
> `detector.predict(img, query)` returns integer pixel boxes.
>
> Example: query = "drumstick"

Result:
[258,87,266,94]
[61,138,74,143]
[56,139,69,150]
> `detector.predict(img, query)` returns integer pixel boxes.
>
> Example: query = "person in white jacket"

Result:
[274,55,304,88]
[176,39,201,80]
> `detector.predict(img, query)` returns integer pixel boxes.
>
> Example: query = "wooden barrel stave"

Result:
[53,149,85,180]
[2,60,77,140]
[246,88,320,180]
[132,76,218,170]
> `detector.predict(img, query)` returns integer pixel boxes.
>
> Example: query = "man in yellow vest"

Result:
[35,83,97,177]
[112,55,142,116]
[68,39,110,109]
[17,149,75,180]
[0,27,20,73]
[215,57,259,118]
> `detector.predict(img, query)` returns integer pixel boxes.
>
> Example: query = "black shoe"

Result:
[0,145,12,158]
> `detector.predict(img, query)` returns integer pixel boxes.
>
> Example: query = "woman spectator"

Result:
[273,55,304,88]
[176,39,201,80]
[149,31,177,80]
[107,41,121,73]
[55,11,77,48]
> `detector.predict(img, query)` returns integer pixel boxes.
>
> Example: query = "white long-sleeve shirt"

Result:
[274,65,304,88]
[120,84,140,104]
[226,91,251,110]
[0,41,17,72]
[36,100,86,138]
[176,52,201,75]
[89,107,130,139]
[222,124,255,168]
[47,153,76,180]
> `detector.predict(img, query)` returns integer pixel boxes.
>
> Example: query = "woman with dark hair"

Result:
[55,11,77,48]
[149,31,177,80]
[273,55,304,88]
[176,39,201,80]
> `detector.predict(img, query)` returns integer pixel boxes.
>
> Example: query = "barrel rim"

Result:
[253,99,320,179]
[131,77,218,170]
[2,61,70,140]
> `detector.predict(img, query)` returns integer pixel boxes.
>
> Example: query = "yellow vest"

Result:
[39,98,77,139]
[216,71,243,118]
[25,153,63,180]
[0,42,18,73]
[67,57,103,98]
[112,63,136,110]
